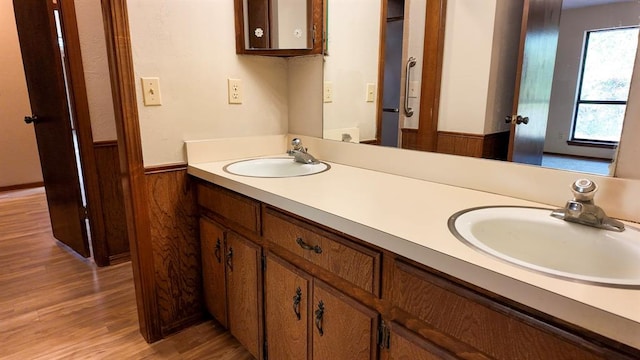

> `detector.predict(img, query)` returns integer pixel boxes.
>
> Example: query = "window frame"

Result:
[569,26,639,148]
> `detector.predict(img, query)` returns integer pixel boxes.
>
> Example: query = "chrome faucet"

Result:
[551,179,625,232]
[287,138,320,165]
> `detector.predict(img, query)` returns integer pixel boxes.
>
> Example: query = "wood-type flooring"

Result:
[0,187,252,359]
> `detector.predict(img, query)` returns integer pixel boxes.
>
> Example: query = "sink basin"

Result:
[448,206,640,287]
[223,158,330,178]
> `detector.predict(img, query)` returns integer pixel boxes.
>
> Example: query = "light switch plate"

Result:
[141,77,162,106]
[366,83,375,102]
[323,81,333,103]
[228,78,242,104]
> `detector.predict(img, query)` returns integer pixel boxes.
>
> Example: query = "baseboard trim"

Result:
[0,182,45,193]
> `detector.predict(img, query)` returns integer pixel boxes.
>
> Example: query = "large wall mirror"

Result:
[322,0,640,176]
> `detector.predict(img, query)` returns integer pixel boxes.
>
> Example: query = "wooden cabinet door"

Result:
[200,217,228,327]
[226,231,262,359]
[312,280,378,360]
[380,322,458,360]
[264,254,311,359]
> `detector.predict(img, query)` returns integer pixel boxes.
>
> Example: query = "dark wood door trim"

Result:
[101,0,161,342]
[56,0,110,267]
[374,0,388,145]
[413,0,446,152]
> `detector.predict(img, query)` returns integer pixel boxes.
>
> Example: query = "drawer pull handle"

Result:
[226,248,233,270]
[292,287,302,320]
[214,238,222,263]
[296,237,322,254]
[315,300,324,336]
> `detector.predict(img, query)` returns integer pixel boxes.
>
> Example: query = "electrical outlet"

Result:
[228,78,242,104]
[366,83,375,102]
[324,81,333,103]
[141,77,162,106]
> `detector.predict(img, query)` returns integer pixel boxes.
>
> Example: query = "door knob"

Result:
[24,115,38,124]
[505,115,529,125]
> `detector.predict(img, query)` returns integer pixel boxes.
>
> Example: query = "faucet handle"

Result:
[571,179,597,202]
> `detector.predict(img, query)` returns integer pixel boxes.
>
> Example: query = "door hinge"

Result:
[82,206,89,220]
[377,320,390,349]
[312,24,317,45]
[261,253,267,271]
[263,339,268,360]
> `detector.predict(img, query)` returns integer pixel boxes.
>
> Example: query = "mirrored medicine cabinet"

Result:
[234,0,324,56]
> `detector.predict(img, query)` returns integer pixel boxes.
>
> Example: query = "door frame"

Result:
[376,0,447,151]
[54,1,111,265]
[100,0,161,342]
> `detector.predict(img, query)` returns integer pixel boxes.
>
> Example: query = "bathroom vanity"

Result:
[188,143,640,360]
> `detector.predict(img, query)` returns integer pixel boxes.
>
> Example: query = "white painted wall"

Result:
[288,55,323,137]
[0,0,43,188]
[127,0,289,166]
[438,0,497,134]
[545,1,640,159]
[323,0,381,142]
[615,32,640,180]
[75,0,117,142]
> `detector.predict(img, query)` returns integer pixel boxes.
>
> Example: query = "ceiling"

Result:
[563,0,636,9]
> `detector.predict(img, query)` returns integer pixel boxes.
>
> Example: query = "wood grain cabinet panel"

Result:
[390,260,625,360]
[263,207,380,295]
[226,231,262,359]
[380,322,459,360]
[197,183,260,234]
[200,217,228,327]
[264,253,311,360]
[312,280,378,360]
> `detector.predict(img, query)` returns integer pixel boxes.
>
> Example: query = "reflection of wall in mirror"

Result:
[271,0,308,49]
[438,0,522,135]
[323,0,381,142]
[545,1,640,160]
[616,23,640,180]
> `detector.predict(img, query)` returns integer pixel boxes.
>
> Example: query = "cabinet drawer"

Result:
[263,207,380,295]
[390,260,624,360]
[196,183,260,234]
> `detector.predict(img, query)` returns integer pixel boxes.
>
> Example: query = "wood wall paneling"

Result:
[436,132,485,157]
[145,167,203,336]
[93,140,129,264]
[435,131,510,159]
[482,131,510,160]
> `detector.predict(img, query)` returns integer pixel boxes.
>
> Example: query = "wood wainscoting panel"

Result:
[436,132,485,157]
[94,141,129,264]
[482,131,510,160]
[145,166,203,336]
[436,131,510,159]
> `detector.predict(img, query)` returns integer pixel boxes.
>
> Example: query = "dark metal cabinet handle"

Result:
[315,300,324,336]
[214,238,222,263]
[296,237,322,254]
[292,287,302,320]
[226,248,233,270]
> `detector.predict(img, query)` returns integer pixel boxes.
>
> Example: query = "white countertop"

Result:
[188,157,640,349]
